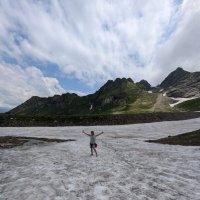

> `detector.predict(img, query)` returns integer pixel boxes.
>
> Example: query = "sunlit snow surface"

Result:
[1,118,200,200]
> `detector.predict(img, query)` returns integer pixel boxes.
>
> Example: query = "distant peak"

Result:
[176,67,184,71]
[30,96,40,100]
[127,78,134,83]
[174,67,190,74]
[106,80,114,84]
[136,79,151,90]
[114,77,134,83]
[160,67,190,88]
[31,95,39,98]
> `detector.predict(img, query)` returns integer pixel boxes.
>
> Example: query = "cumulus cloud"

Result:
[0,63,65,108]
[148,0,200,84]
[0,0,200,109]
[0,0,189,85]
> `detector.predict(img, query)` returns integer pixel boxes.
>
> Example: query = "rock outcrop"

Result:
[160,67,200,98]
[160,67,190,89]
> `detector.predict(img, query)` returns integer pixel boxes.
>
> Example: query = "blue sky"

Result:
[0,0,200,110]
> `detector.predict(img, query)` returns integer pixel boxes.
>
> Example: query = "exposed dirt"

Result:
[149,93,172,112]
[147,129,200,146]
[0,136,76,149]
[1,112,200,126]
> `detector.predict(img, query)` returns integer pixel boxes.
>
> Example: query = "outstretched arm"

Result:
[96,131,104,137]
[82,130,91,136]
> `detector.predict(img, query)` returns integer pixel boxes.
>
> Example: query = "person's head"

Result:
[91,131,94,135]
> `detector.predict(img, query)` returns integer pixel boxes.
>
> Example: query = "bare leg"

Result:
[90,148,93,156]
[93,148,97,157]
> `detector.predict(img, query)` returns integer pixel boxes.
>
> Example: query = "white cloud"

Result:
[0,0,183,85]
[148,0,200,85]
[0,0,200,94]
[0,63,65,108]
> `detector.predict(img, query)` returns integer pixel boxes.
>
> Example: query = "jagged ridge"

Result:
[8,78,145,116]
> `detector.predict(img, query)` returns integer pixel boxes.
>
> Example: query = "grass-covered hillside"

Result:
[111,92,158,114]
[9,76,200,116]
[8,78,145,116]
[176,97,200,111]
[8,77,177,116]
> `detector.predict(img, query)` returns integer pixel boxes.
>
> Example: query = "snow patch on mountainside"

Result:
[169,97,198,107]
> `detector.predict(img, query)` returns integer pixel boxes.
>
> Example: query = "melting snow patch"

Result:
[1,118,200,200]
[169,97,198,107]
[94,185,109,200]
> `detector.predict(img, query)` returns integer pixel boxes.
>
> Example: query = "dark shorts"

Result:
[90,143,97,148]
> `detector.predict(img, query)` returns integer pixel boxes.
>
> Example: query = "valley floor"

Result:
[0,118,200,200]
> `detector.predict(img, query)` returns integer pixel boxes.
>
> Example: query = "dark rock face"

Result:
[166,71,200,98]
[160,67,200,98]
[160,67,190,89]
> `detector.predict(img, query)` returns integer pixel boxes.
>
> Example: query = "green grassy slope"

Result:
[176,98,200,111]
[110,92,158,114]
[92,78,142,114]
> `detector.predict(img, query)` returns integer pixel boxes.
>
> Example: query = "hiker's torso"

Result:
[90,135,96,144]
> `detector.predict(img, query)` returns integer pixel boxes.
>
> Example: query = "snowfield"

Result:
[1,118,200,200]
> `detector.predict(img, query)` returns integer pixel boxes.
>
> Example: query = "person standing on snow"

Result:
[82,130,104,157]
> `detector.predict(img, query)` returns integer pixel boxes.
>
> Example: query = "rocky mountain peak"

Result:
[114,77,133,84]
[26,96,41,104]
[160,67,190,89]
[99,78,134,93]
[163,67,200,98]
[136,80,151,91]
[175,67,184,72]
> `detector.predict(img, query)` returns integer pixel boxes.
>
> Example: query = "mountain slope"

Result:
[160,67,200,98]
[176,97,200,111]
[8,78,143,116]
[7,67,200,116]
[160,67,190,88]
[91,78,142,113]
[8,93,89,116]
[136,80,151,91]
